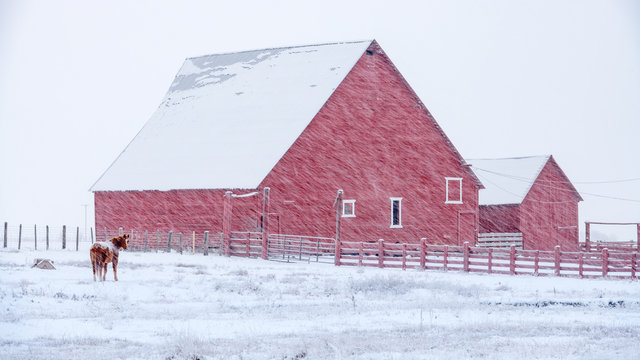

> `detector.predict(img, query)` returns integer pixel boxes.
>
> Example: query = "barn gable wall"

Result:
[260,43,479,245]
[519,158,580,251]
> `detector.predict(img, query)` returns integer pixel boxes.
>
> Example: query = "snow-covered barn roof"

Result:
[466,156,551,205]
[91,40,373,191]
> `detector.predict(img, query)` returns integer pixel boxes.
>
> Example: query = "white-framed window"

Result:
[342,199,356,217]
[445,177,463,204]
[390,197,402,228]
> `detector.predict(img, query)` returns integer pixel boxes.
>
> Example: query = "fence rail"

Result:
[4,223,637,280]
[580,241,637,253]
[338,239,638,279]
[477,232,523,249]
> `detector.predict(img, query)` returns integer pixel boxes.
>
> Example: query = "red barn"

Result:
[91,40,483,247]
[469,155,582,251]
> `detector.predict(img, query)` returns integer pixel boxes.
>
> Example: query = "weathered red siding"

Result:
[519,159,580,251]
[94,42,481,247]
[260,43,479,245]
[479,204,520,233]
[94,189,260,247]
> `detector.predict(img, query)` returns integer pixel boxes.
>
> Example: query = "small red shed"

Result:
[91,40,483,247]
[469,155,583,251]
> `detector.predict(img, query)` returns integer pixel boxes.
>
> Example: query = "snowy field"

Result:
[1,245,639,360]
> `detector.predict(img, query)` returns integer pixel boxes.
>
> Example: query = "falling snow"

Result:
[1,245,639,359]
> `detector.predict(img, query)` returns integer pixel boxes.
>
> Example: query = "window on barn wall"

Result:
[445,177,463,204]
[390,198,402,228]
[342,200,356,217]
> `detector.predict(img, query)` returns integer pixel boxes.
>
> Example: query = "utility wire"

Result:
[473,167,640,203]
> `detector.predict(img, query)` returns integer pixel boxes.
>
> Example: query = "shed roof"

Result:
[467,155,551,205]
[91,40,373,191]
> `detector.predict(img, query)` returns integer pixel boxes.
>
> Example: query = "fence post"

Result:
[262,233,269,260]
[534,250,539,276]
[579,252,584,278]
[90,227,94,244]
[602,248,608,277]
[510,245,516,275]
[378,239,384,268]
[203,231,209,256]
[104,227,107,241]
[246,233,251,258]
[119,227,123,236]
[46,225,49,250]
[144,230,148,252]
[167,231,173,253]
[34,225,37,250]
[358,242,363,267]
[3,222,6,248]
[62,225,66,249]
[261,187,270,260]
[283,235,287,260]
[585,222,591,252]
[463,242,470,272]
[223,191,232,257]
[76,226,79,251]
[420,238,426,270]
[18,224,22,250]
[402,243,407,270]
[554,245,561,276]
[193,231,196,254]
[219,233,223,256]
[334,236,341,266]
[443,245,448,271]
[632,252,637,279]
[179,232,183,255]
[488,248,493,274]
[155,230,159,252]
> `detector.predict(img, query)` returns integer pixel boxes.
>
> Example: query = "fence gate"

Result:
[267,234,335,264]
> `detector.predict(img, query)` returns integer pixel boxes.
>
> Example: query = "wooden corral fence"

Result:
[338,239,638,280]
[583,222,639,253]
[266,234,335,263]
[477,232,523,249]
[99,228,337,263]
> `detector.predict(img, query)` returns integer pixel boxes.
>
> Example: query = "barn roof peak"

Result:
[467,155,551,205]
[91,40,374,191]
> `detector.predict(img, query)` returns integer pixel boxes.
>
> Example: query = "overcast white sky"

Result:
[1,0,639,240]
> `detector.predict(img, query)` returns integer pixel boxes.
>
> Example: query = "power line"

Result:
[473,167,640,203]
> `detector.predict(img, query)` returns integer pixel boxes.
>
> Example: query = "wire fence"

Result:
[2,222,91,251]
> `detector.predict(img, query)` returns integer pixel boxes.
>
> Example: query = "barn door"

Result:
[457,211,476,246]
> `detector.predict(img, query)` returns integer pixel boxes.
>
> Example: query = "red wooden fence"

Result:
[338,239,638,280]
[90,228,639,280]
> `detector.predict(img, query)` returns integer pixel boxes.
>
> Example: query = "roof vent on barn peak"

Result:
[91,40,375,192]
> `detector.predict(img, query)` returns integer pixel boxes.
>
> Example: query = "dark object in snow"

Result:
[32,258,55,270]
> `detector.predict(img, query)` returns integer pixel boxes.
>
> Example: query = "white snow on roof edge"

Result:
[467,155,550,205]
[91,40,373,192]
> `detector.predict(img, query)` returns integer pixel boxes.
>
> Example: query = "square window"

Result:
[445,177,463,204]
[342,200,355,217]
[390,197,402,228]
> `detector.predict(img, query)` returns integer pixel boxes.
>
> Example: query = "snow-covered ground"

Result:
[1,245,639,360]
